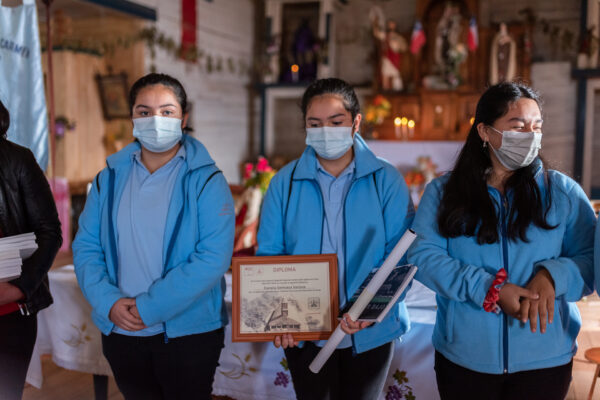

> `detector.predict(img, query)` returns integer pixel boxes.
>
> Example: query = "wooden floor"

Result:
[22,359,123,400]
[567,296,600,400]
[21,296,600,400]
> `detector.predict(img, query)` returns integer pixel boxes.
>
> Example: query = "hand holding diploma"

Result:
[273,333,299,349]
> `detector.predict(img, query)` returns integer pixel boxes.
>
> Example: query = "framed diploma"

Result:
[231,254,339,342]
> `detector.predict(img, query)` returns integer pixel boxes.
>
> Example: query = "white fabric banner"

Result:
[0,0,48,169]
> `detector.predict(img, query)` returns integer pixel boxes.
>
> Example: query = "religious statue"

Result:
[262,34,281,84]
[281,18,318,83]
[489,23,517,84]
[424,2,467,89]
[372,15,407,91]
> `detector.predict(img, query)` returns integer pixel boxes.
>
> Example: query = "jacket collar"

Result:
[293,133,383,181]
[105,134,215,171]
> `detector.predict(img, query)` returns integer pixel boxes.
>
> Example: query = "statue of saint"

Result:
[423,2,466,89]
[372,18,407,91]
[489,23,517,84]
[434,3,463,76]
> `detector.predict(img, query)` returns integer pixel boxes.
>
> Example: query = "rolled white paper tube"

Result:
[308,229,417,374]
[360,229,417,299]
[308,324,346,373]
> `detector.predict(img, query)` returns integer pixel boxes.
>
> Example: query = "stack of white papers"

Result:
[0,233,37,282]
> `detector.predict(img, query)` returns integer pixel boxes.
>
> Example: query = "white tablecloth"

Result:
[26,267,439,400]
[26,265,112,388]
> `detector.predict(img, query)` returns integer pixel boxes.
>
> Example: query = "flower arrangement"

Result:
[404,170,425,187]
[404,156,438,187]
[445,43,468,87]
[243,156,276,194]
[404,156,440,206]
[365,95,392,125]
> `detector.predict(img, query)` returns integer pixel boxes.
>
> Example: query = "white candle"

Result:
[401,117,408,140]
[394,117,401,139]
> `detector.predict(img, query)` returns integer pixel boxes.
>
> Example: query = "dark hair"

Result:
[437,82,555,244]
[0,100,9,139]
[301,78,360,120]
[128,73,188,115]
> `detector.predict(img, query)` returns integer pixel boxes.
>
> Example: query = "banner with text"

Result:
[0,0,48,169]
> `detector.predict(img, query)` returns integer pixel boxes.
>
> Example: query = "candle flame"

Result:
[394,117,402,126]
[291,64,299,73]
[401,117,408,126]
[408,120,415,128]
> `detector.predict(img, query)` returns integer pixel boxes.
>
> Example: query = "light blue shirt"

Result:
[315,159,355,348]
[113,145,185,336]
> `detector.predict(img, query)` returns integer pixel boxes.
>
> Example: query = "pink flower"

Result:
[256,157,270,173]
[244,163,254,180]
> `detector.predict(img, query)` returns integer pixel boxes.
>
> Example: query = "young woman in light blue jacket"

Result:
[408,82,596,400]
[257,78,414,399]
[73,73,234,399]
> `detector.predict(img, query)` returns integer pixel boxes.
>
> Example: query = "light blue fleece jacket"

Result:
[257,134,415,354]
[73,135,235,338]
[408,162,595,374]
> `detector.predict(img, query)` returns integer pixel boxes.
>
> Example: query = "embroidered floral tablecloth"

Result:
[213,276,440,400]
[25,267,439,400]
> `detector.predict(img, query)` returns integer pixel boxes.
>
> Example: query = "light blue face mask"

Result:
[133,116,183,153]
[305,126,354,160]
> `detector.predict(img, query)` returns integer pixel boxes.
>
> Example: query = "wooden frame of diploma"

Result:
[231,254,339,342]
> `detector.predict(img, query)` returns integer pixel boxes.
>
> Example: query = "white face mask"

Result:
[133,116,183,153]
[305,126,354,160]
[488,126,542,170]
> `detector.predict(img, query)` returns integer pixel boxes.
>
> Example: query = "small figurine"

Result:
[373,17,407,91]
[489,23,517,84]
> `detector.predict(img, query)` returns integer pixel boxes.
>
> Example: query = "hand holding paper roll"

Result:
[309,229,417,374]
[339,314,373,334]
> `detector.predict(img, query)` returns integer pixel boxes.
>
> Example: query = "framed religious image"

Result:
[95,72,130,120]
[231,254,339,343]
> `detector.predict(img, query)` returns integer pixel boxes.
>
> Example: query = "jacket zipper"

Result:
[307,180,326,252]
[312,175,350,351]
[108,169,119,287]
[500,194,509,373]
[162,172,191,344]
[343,179,358,355]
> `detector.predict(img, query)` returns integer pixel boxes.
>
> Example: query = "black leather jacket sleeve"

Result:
[7,145,62,304]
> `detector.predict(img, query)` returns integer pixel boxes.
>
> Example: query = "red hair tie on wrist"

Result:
[483,268,508,314]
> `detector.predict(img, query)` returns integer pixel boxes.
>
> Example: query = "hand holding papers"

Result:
[309,229,417,374]
[0,232,37,282]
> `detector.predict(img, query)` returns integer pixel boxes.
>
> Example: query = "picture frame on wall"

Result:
[95,72,129,120]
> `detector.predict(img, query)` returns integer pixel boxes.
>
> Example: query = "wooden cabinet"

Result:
[366,90,479,141]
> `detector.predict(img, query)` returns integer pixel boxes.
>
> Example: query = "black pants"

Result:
[435,351,572,400]
[284,341,394,400]
[0,311,37,400]
[102,328,224,400]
